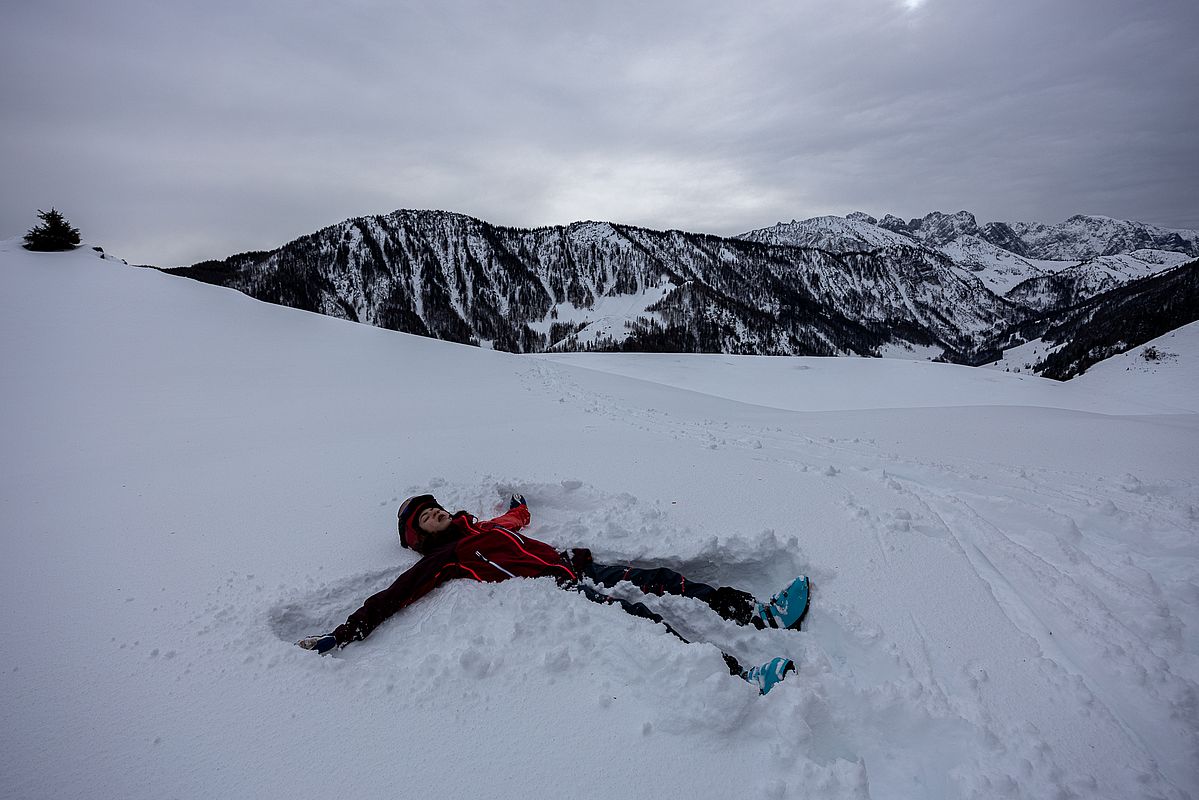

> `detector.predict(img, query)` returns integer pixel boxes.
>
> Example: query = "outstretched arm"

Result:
[331,542,458,645]
[484,494,530,531]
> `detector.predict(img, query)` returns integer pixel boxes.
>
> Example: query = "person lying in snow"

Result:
[298,493,810,694]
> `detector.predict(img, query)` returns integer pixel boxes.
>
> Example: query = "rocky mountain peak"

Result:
[876,214,910,233]
[908,211,982,246]
[978,221,1027,256]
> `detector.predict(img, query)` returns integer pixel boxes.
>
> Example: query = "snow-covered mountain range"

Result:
[166,209,1198,377]
[742,210,1197,300]
[874,210,1199,260]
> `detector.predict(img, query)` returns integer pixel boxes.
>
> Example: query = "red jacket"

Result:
[334,505,580,644]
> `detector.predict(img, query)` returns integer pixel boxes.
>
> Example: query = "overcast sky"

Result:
[2,0,1196,266]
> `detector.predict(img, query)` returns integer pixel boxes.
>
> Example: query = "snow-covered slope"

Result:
[540,351,1187,414]
[937,235,1060,295]
[3,240,1197,800]
[1005,250,1195,312]
[1071,321,1199,410]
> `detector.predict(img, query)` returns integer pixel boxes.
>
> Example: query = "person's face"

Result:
[418,506,452,535]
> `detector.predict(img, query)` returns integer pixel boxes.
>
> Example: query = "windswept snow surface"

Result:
[2,240,1198,800]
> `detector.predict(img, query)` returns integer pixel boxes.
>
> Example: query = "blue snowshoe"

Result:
[755,576,810,631]
[742,656,795,695]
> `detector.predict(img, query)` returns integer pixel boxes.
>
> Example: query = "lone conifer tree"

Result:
[23,208,81,251]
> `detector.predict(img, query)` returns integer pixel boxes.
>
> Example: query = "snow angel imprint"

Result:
[298,493,811,694]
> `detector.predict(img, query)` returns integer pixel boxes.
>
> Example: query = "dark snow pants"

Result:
[583,563,718,602]
[570,561,758,674]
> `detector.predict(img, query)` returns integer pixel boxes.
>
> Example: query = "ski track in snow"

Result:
[516,355,1199,798]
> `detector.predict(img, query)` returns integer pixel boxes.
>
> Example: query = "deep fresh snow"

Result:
[2,240,1197,800]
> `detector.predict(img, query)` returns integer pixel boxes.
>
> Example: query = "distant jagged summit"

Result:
[861,210,1199,260]
[741,211,1198,302]
[736,215,916,252]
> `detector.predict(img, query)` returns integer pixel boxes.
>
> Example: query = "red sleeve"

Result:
[484,503,531,531]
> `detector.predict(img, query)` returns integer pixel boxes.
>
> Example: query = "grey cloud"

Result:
[2,0,1196,266]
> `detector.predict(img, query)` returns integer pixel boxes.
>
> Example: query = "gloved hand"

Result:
[565,547,593,575]
[509,493,526,510]
[296,634,338,654]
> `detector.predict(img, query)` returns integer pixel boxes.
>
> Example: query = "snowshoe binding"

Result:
[755,575,810,631]
[742,656,795,695]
